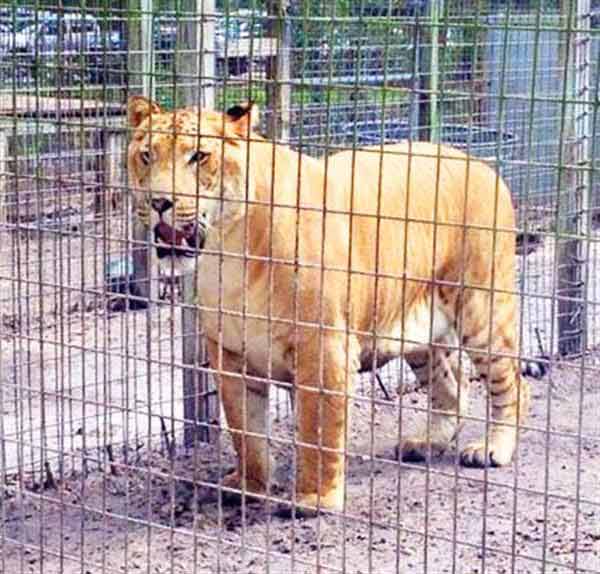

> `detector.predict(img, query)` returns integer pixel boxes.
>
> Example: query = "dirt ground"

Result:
[1,350,600,574]
[1,225,600,574]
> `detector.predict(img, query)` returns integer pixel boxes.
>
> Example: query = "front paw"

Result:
[220,470,267,505]
[275,489,344,520]
[397,437,448,463]
[460,440,514,468]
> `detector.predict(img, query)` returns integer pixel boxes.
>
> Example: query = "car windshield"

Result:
[224,21,239,38]
[70,20,96,33]
[42,20,59,35]
[14,19,33,32]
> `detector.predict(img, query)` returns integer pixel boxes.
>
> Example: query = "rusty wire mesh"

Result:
[0,1,599,573]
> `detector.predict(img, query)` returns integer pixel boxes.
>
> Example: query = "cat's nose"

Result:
[151,198,173,215]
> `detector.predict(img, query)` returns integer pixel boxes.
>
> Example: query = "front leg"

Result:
[205,339,269,498]
[290,333,359,513]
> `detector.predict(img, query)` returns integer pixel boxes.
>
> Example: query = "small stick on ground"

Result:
[82,454,90,479]
[160,416,175,459]
[375,372,392,402]
[535,327,547,357]
[106,444,119,476]
[43,461,57,490]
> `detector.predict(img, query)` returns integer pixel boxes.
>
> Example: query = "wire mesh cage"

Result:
[1,1,599,573]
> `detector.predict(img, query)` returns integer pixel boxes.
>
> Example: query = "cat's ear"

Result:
[128,96,161,128]
[226,101,259,135]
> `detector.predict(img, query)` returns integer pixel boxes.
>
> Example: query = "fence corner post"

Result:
[131,220,151,302]
[106,126,126,212]
[176,0,216,108]
[176,0,217,447]
[0,129,8,231]
[557,0,591,356]
[265,0,291,141]
[181,272,214,446]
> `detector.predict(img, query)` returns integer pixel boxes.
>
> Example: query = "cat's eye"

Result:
[189,150,210,165]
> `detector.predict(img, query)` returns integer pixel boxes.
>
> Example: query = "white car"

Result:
[13,13,101,56]
[0,23,11,53]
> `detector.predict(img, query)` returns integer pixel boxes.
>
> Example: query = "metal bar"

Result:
[176,0,200,106]
[141,0,154,101]
[266,0,291,141]
[182,274,213,446]
[130,219,151,302]
[429,0,442,142]
[557,0,591,355]
[201,0,216,109]
[178,0,216,447]
[105,129,125,212]
[0,130,7,231]
[129,0,152,308]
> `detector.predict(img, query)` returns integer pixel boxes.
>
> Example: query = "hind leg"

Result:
[459,291,530,467]
[399,334,471,462]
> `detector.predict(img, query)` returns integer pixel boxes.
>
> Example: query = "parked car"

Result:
[155,18,177,53]
[0,7,34,31]
[215,9,270,76]
[13,12,102,56]
[0,23,11,53]
[2,8,275,84]
[215,9,268,48]
[0,8,36,55]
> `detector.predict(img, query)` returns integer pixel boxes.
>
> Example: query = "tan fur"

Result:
[127,97,530,513]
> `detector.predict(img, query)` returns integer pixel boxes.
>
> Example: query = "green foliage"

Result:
[215,84,267,109]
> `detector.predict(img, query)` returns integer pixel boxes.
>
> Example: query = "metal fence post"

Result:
[557,0,591,356]
[179,0,216,447]
[176,0,215,107]
[266,0,291,141]
[106,127,125,211]
[429,0,442,142]
[127,0,153,302]
[141,0,154,101]
[409,7,424,140]
[417,0,442,142]
[201,0,216,110]
[182,274,213,446]
[0,130,7,231]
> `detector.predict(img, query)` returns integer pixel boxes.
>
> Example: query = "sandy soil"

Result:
[1,224,600,574]
[1,358,599,574]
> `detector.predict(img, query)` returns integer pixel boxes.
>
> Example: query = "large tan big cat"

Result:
[127,96,530,515]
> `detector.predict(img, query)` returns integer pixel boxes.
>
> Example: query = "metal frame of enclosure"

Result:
[0,1,599,573]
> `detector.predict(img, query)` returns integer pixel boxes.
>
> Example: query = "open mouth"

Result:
[153,220,206,259]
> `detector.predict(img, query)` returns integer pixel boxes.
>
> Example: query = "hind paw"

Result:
[397,438,449,463]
